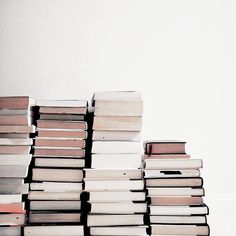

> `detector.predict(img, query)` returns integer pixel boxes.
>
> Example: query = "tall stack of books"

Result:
[24,100,88,236]
[0,96,36,236]
[143,140,210,236]
[85,91,148,236]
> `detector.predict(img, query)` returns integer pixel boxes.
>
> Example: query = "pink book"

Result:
[35,138,85,148]
[0,146,31,154]
[34,148,85,157]
[37,120,87,130]
[144,140,186,155]
[39,107,87,115]
[0,96,35,110]
[0,115,33,126]
[143,154,190,159]
[37,130,87,139]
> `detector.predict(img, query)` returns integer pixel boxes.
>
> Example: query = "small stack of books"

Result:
[0,96,36,236]
[24,100,88,236]
[143,140,210,236]
[85,91,148,236]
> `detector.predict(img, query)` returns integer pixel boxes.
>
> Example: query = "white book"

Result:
[36,100,87,107]
[93,91,142,101]
[147,188,205,196]
[24,225,84,236]
[0,178,23,185]
[90,202,147,214]
[85,179,144,191]
[34,158,85,168]
[91,154,142,169]
[0,138,33,145]
[90,226,148,235]
[144,159,203,170]
[0,183,29,194]
[30,182,83,192]
[0,226,21,236]
[89,191,146,202]
[0,194,22,204]
[0,154,32,165]
[92,131,141,141]
[144,169,200,178]
[149,205,209,216]
[0,165,28,178]
[94,100,143,116]
[150,215,207,224]
[88,214,144,227]
[92,141,142,154]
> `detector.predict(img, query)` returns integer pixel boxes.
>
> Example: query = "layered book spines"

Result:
[143,140,210,236]
[26,99,88,236]
[0,96,36,234]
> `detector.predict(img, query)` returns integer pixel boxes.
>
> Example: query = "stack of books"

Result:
[143,140,210,236]
[85,91,148,236]
[24,100,88,236]
[0,96,36,236]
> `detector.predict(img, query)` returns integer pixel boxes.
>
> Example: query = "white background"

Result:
[0,0,236,234]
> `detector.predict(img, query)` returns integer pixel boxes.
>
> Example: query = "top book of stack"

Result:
[92,91,143,132]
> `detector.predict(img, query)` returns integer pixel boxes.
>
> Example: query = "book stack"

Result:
[85,91,148,236]
[0,96,36,236]
[24,100,88,236]
[143,140,210,236]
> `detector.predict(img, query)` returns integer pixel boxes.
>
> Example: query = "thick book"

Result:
[0,154,32,166]
[28,191,81,201]
[30,182,83,192]
[32,168,83,182]
[150,224,209,235]
[144,140,186,154]
[0,138,33,145]
[39,106,87,114]
[92,130,141,141]
[0,213,25,226]
[144,159,203,170]
[0,145,31,155]
[89,202,147,214]
[94,100,143,116]
[149,204,209,215]
[36,99,87,108]
[0,165,28,178]
[84,179,144,191]
[0,226,21,236]
[147,187,205,196]
[0,194,22,204]
[0,125,35,134]
[0,115,33,126]
[87,214,145,226]
[93,116,142,131]
[0,203,25,213]
[146,178,203,187]
[88,191,146,202]
[92,141,141,154]
[37,120,87,130]
[91,154,142,169]
[39,114,84,121]
[84,169,142,179]
[35,138,85,148]
[93,91,142,101]
[144,169,200,178]
[37,129,87,139]
[34,158,85,168]
[90,226,148,235]
[24,225,84,236]
[30,200,81,210]
[28,212,81,223]
[149,196,203,205]
[0,96,35,110]
[150,215,207,224]
[0,183,29,194]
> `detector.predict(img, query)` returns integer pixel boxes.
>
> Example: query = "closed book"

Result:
[150,215,207,224]
[0,115,33,126]
[88,191,146,202]
[143,154,190,159]
[0,203,25,213]
[93,116,142,131]
[28,212,81,223]
[0,183,29,194]
[89,202,147,214]
[147,187,205,196]
[85,179,144,191]
[36,99,87,108]
[146,178,203,187]
[91,154,142,169]
[24,225,84,236]
[84,169,142,179]
[35,138,85,148]
[0,194,22,204]
[0,96,35,110]
[149,204,209,215]
[39,106,87,115]
[145,140,186,154]
[37,120,87,130]
[37,129,87,139]
[144,159,203,170]
[0,145,31,155]
[30,200,81,210]
[0,138,33,145]
[32,168,83,182]
[144,169,200,178]
[150,224,209,235]
[39,114,84,121]
[87,214,145,226]
[94,100,143,116]
[92,130,141,141]
[0,226,21,236]
[93,91,142,101]
[92,141,141,154]
[0,154,32,166]
[0,125,35,134]
[0,165,28,178]
[0,213,25,226]
[35,158,85,168]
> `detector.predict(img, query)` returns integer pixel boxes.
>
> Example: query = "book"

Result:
[150,215,207,224]
[35,138,85,148]
[144,169,200,178]
[92,91,142,101]
[30,200,81,210]
[0,96,35,110]
[34,158,85,168]
[0,213,25,226]
[0,183,29,194]
[37,129,87,139]
[37,120,87,130]
[0,226,21,236]
[0,154,32,165]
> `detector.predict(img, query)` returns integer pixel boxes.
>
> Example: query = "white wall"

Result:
[0,0,236,196]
